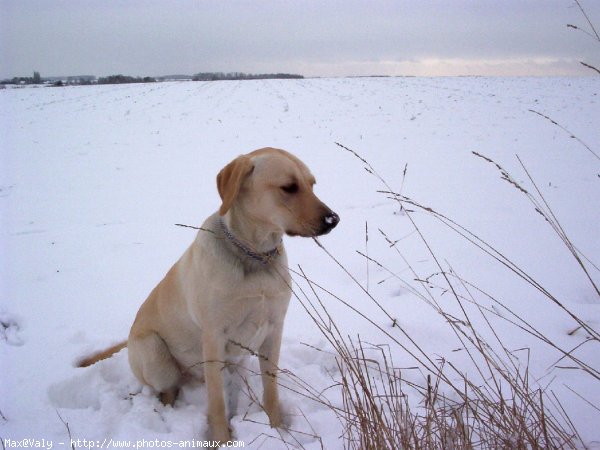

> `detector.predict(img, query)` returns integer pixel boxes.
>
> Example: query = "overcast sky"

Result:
[1,0,599,79]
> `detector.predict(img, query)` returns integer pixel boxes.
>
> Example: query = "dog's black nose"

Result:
[319,211,340,235]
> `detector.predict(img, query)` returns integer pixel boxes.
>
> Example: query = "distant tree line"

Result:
[0,72,97,86]
[192,72,303,81]
[97,75,156,85]
[1,71,305,88]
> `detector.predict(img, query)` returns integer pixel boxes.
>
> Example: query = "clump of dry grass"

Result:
[291,255,586,448]
[334,340,577,450]
[274,142,598,449]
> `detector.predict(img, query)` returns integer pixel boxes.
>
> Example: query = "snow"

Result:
[1,77,599,448]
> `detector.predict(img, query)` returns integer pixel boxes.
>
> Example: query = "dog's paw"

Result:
[266,402,293,430]
[267,411,283,429]
[207,422,232,446]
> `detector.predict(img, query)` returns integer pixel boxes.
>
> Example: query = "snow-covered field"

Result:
[1,77,599,448]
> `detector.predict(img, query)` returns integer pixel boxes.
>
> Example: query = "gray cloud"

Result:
[1,0,599,78]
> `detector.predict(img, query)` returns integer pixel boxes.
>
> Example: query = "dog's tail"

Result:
[77,341,127,367]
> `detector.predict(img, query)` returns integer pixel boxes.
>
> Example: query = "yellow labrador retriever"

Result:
[79,147,339,442]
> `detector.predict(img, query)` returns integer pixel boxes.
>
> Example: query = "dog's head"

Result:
[217,148,339,237]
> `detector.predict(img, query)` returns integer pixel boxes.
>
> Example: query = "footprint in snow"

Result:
[0,313,24,346]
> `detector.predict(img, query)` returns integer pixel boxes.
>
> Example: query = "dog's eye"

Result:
[281,183,299,194]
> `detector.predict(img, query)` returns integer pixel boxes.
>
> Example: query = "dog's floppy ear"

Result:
[217,155,254,215]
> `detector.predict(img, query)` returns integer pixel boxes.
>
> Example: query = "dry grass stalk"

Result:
[287,144,598,449]
[567,0,600,74]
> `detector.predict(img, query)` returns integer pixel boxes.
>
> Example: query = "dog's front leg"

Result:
[203,331,231,442]
[259,325,284,428]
